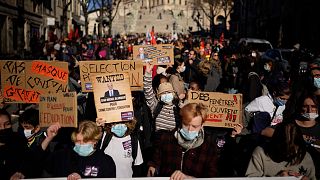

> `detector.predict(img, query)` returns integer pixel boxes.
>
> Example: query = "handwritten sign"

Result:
[133,44,174,65]
[188,91,243,128]
[93,72,134,123]
[0,60,69,103]
[25,61,69,95]
[39,92,77,127]
[79,60,143,92]
[1,61,27,103]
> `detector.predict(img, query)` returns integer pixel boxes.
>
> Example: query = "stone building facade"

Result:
[0,0,84,55]
[87,0,232,36]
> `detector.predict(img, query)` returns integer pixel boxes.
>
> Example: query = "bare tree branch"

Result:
[111,0,122,21]
[191,9,205,31]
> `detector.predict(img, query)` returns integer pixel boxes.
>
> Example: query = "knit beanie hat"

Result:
[158,82,174,95]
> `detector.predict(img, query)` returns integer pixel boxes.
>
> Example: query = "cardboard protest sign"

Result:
[1,60,28,103]
[133,44,174,65]
[93,72,134,123]
[79,60,143,92]
[39,92,77,127]
[0,60,69,103]
[188,91,243,128]
[25,60,69,95]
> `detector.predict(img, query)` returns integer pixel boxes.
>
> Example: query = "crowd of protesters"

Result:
[0,33,320,180]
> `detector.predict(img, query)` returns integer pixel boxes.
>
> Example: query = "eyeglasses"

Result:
[214,54,218,57]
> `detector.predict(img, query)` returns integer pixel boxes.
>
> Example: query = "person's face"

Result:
[177,62,185,72]
[107,83,113,90]
[182,115,203,132]
[276,93,290,102]
[138,48,144,54]
[213,53,219,60]
[0,115,11,130]
[311,69,320,78]
[160,77,168,84]
[21,122,39,134]
[189,51,195,60]
[74,133,96,146]
[189,83,200,91]
[302,98,318,114]
[206,44,211,49]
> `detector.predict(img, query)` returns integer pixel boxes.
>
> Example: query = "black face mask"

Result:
[0,128,13,144]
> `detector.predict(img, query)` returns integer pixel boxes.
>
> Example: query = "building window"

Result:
[33,2,38,13]
[157,13,162,19]
[179,0,181,5]
[168,0,170,3]
[185,0,187,5]
[139,15,142,19]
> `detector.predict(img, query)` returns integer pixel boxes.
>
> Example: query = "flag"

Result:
[219,32,225,44]
[150,26,156,45]
[68,26,73,40]
[75,28,79,38]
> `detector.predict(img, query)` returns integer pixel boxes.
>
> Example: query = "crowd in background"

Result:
[0,33,320,180]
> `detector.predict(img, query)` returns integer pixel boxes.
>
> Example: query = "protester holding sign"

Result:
[144,63,180,131]
[97,118,144,178]
[147,103,218,179]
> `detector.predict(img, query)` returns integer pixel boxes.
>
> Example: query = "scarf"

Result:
[175,128,204,151]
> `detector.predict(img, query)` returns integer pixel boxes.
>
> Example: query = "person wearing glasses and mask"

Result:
[147,103,218,179]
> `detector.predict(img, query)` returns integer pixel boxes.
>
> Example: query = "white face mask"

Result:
[250,62,255,67]
[24,129,34,138]
[302,113,319,120]
[251,52,257,57]
[264,64,271,72]
[180,66,186,73]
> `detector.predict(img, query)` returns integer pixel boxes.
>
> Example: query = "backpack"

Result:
[248,72,269,96]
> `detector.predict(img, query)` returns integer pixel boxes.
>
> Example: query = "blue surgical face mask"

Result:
[314,78,320,88]
[161,93,174,104]
[73,144,94,156]
[274,97,286,106]
[179,128,199,141]
[111,124,128,137]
